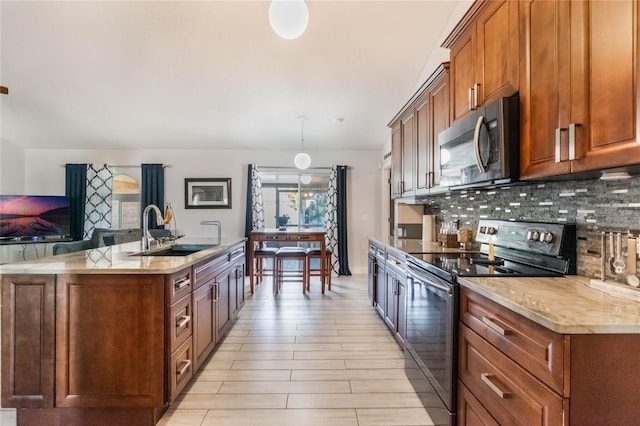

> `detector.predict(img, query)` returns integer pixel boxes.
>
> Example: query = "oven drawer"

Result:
[460,288,566,395]
[459,325,565,426]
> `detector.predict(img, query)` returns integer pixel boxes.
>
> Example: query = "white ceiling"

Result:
[1,1,462,152]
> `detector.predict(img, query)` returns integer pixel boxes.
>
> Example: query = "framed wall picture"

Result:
[185,178,232,209]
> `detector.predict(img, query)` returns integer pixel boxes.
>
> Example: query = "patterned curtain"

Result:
[244,164,265,235]
[325,167,339,274]
[325,165,352,276]
[83,164,113,239]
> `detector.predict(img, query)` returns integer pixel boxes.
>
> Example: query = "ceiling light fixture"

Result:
[269,0,309,40]
[300,175,312,185]
[294,116,311,170]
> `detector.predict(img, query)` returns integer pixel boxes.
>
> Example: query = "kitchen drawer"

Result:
[260,234,288,241]
[458,381,499,426]
[167,267,192,305]
[193,255,228,290]
[169,336,193,402]
[288,234,316,242]
[169,294,193,352]
[460,288,566,395]
[459,325,565,426]
[229,245,245,263]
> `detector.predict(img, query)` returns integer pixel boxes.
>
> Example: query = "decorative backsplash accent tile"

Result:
[417,174,640,278]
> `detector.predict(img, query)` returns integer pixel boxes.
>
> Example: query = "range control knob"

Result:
[486,226,497,235]
[542,232,554,244]
[479,226,487,234]
[527,230,540,241]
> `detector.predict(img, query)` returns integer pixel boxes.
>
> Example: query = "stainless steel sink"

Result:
[131,244,217,257]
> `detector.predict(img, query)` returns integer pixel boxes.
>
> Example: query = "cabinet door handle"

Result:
[176,359,192,377]
[473,83,481,108]
[468,87,474,111]
[176,315,191,329]
[482,316,511,336]
[174,277,190,291]
[569,123,580,160]
[481,373,510,399]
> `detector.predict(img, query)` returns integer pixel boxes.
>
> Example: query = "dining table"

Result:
[248,228,328,294]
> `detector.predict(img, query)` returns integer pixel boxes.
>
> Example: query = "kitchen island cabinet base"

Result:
[15,406,168,426]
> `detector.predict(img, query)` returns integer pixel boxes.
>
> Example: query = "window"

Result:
[111,173,141,229]
[260,170,330,230]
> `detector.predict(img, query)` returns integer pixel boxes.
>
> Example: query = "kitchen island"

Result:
[0,237,246,426]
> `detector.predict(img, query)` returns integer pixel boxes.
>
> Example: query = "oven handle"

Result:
[406,263,453,295]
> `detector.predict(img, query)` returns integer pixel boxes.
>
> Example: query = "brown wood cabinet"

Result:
[390,63,450,198]
[459,287,640,425]
[1,275,55,408]
[1,242,247,426]
[444,0,519,122]
[520,0,640,179]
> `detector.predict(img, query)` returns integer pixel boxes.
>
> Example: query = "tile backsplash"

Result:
[416,175,640,279]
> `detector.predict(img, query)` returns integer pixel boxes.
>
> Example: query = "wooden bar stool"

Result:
[306,247,332,293]
[252,245,278,289]
[274,247,308,294]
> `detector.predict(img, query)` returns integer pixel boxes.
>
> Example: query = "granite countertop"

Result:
[369,236,478,254]
[0,237,247,275]
[369,236,640,335]
[458,275,640,334]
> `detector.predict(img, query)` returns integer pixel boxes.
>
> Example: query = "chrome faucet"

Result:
[142,204,164,251]
[200,220,222,245]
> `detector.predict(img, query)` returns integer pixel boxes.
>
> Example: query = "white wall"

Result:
[23,147,380,274]
[0,139,25,194]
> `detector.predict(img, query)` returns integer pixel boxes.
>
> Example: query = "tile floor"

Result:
[159,274,434,426]
[0,275,434,426]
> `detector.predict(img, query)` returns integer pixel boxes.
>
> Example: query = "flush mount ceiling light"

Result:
[294,116,311,170]
[269,0,309,40]
[600,171,631,181]
[300,175,312,185]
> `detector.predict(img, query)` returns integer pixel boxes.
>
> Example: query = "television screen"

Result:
[0,195,71,239]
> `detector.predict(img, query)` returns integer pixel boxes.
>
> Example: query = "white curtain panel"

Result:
[83,164,113,239]
[251,165,265,230]
[324,166,338,274]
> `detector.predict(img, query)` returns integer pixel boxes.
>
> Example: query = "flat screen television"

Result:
[0,195,71,240]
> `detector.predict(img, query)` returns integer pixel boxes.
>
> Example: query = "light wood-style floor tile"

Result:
[209,350,294,360]
[200,408,358,426]
[293,350,403,360]
[240,343,342,352]
[345,359,406,369]
[356,408,435,426]
[156,409,208,426]
[350,379,415,393]
[196,369,291,382]
[291,369,409,381]
[231,359,345,370]
[219,380,350,394]
[173,393,287,410]
[287,393,423,409]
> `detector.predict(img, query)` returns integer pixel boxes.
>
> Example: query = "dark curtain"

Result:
[141,164,164,229]
[336,165,352,275]
[244,164,254,265]
[65,164,87,241]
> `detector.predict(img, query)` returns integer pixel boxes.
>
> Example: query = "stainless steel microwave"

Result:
[438,93,519,190]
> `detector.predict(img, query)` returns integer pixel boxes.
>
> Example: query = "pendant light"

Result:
[269,0,309,40]
[294,116,311,170]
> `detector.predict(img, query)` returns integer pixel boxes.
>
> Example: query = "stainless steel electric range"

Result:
[404,219,576,426]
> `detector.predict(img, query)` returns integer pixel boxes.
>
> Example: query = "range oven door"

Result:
[405,259,458,425]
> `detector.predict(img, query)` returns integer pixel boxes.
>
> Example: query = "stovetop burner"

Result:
[407,219,577,279]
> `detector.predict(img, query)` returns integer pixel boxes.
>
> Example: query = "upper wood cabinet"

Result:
[520,0,640,179]
[444,0,519,122]
[390,63,449,198]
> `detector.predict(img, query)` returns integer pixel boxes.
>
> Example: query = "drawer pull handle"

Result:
[482,316,511,336]
[481,373,510,399]
[176,315,191,329]
[176,359,192,377]
[174,277,190,290]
